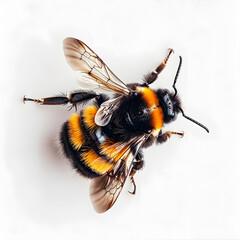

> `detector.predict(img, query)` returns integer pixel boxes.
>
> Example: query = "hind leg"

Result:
[129,152,144,195]
[23,90,102,110]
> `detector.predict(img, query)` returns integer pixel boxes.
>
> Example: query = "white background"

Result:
[0,0,240,239]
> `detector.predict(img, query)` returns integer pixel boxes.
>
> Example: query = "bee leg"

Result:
[68,91,99,110]
[144,48,174,85]
[23,95,69,105]
[23,90,101,110]
[129,173,136,195]
[128,158,144,195]
[95,94,109,107]
[157,130,184,144]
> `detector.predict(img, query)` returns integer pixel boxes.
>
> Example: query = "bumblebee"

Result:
[24,38,209,213]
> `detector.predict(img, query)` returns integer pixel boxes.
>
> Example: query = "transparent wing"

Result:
[94,96,122,126]
[63,38,131,95]
[89,135,148,213]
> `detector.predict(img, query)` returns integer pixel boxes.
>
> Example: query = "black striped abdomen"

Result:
[59,106,115,178]
[60,121,100,178]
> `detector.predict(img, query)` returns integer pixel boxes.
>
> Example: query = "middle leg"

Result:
[157,130,184,144]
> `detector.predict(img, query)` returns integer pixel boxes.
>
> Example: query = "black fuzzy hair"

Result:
[60,122,100,178]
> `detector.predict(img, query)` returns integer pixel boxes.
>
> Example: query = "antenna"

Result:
[178,107,209,133]
[172,56,182,98]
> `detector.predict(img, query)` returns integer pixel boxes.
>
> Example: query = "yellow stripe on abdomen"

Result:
[83,106,98,129]
[81,149,114,174]
[68,114,84,150]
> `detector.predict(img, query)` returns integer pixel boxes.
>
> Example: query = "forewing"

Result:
[63,38,131,95]
[89,135,148,213]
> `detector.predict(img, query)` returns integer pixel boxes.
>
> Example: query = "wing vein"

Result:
[63,37,131,95]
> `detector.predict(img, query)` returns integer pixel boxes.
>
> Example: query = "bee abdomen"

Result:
[60,121,101,178]
[60,106,115,178]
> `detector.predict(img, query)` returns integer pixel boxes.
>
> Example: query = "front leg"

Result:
[144,48,174,85]
[157,130,184,144]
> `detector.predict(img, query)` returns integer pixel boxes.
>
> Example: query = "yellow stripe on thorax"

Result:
[81,149,114,174]
[68,114,84,150]
[136,87,164,131]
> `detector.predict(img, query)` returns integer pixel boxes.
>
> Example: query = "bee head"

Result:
[155,89,181,124]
